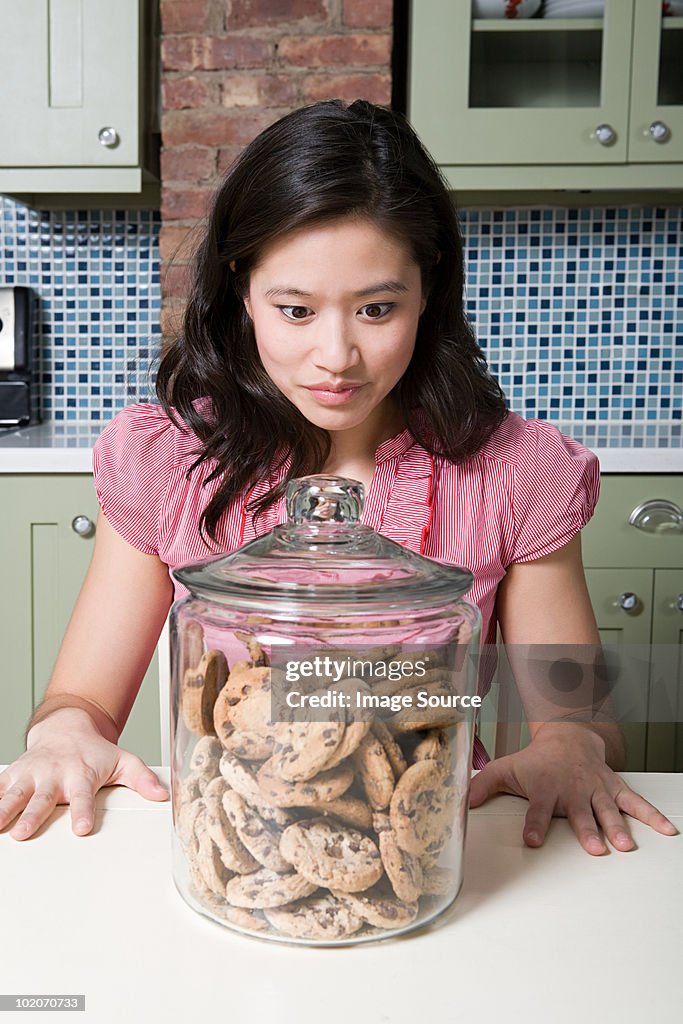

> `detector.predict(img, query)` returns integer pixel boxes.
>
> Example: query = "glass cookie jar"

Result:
[170,476,481,946]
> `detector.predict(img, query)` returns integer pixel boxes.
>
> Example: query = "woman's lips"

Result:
[304,384,366,406]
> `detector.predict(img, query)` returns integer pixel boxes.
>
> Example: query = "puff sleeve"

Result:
[92,402,176,556]
[510,419,600,564]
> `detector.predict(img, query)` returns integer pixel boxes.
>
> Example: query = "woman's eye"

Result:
[278,305,312,320]
[361,302,394,319]
[277,302,395,321]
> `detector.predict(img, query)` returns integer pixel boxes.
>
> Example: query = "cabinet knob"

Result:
[98,126,119,148]
[676,594,683,612]
[594,124,617,146]
[72,515,95,537]
[628,499,683,533]
[648,120,671,144]
[618,592,639,611]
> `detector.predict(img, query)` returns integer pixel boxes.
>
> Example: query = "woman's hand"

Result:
[469,721,679,855]
[0,708,169,841]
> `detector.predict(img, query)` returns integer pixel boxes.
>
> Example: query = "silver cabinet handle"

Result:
[628,499,683,533]
[98,126,119,148]
[618,592,638,611]
[594,124,617,146]
[72,515,95,537]
[648,120,671,143]
[676,594,683,612]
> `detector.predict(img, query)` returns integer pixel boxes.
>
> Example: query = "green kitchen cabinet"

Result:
[0,474,160,765]
[582,474,683,771]
[477,475,683,771]
[408,0,683,198]
[646,569,683,772]
[583,567,653,771]
[0,0,159,205]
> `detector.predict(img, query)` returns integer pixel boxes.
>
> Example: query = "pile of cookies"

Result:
[174,629,467,942]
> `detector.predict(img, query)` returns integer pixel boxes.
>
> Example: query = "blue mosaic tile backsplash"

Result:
[0,196,681,427]
[460,205,682,429]
[0,197,160,422]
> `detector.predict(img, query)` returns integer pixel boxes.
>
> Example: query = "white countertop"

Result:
[0,769,681,1023]
[0,420,99,472]
[0,419,681,473]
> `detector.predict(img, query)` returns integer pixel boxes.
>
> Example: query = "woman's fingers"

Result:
[469,756,527,807]
[112,750,169,801]
[612,785,679,836]
[0,777,34,833]
[66,781,99,836]
[566,799,607,856]
[591,790,635,851]
[522,793,555,847]
[8,785,59,840]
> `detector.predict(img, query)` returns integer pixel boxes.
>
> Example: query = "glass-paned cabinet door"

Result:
[629,0,683,162]
[408,0,634,165]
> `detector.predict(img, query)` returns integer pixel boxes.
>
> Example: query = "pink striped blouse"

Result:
[92,401,600,769]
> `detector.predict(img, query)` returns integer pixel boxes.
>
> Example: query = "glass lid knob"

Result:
[286,475,364,524]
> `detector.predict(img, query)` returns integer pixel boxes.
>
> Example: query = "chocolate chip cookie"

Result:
[219,752,294,827]
[264,895,363,940]
[270,716,346,783]
[279,818,383,893]
[377,822,424,902]
[224,868,318,910]
[330,884,418,929]
[257,758,354,808]
[181,649,228,736]
[202,777,259,874]
[389,760,454,856]
[221,789,292,874]
[353,732,395,810]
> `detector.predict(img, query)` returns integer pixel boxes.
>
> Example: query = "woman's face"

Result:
[241,217,426,441]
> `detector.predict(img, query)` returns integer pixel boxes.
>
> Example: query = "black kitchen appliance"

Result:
[0,286,38,427]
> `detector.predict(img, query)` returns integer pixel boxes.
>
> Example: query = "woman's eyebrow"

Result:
[264,280,409,299]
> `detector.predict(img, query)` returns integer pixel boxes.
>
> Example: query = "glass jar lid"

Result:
[173,476,474,610]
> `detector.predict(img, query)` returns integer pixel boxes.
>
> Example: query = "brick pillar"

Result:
[159,0,393,336]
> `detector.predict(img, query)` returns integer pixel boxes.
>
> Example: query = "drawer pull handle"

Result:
[628,499,683,533]
[676,594,683,613]
[72,515,95,537]
[618,592,639,612]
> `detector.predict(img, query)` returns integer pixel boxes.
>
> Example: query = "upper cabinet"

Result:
[0,0,159,207]
[408,0,683,202]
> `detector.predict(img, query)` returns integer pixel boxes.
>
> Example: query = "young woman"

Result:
[0,99,676,853]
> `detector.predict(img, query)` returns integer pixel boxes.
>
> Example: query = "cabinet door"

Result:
[581,475,683,570]
[0,474,160,765]
[629,0,683,163]
[646,569,683,771]
[584,567,653,770]
[409,0,634,165]
[0,0,140,168]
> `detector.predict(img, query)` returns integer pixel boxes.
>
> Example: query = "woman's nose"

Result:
[311,321,360,373]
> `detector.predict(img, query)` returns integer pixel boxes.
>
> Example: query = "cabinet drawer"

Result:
[582,474,683,569]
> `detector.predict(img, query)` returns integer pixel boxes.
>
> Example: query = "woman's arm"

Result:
[469,533,678,855]
[495,532,624,767]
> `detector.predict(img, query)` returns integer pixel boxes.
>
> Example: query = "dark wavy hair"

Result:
[156,98,507,550]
